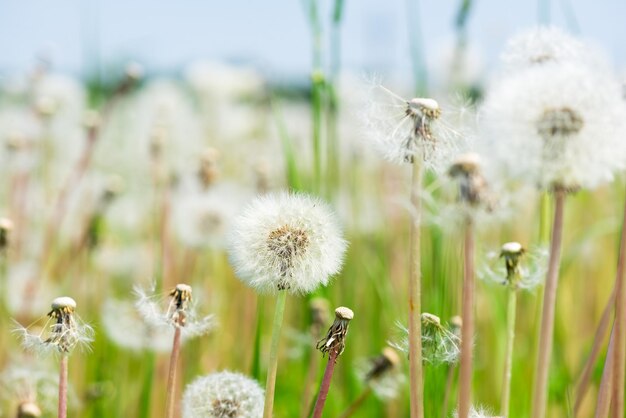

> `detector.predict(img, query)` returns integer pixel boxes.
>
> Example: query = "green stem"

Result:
[501,288,517,417]
[531,189,566,418]
[263,291,288,418]
[138,351,155,418]
[309,0,324,194]
[458,219,475,418]
[408,160,424,418]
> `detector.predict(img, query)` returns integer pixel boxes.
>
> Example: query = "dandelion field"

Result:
[2,2,626,418]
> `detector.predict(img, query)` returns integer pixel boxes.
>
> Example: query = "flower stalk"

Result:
[263,290,287,418]
[58,355,68,418]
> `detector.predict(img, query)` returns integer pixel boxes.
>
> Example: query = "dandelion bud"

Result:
[0,217,14,250]
[500,242,525,284]
[448,153,490,208]
[17,402,42,418]
[181,371,264,418]
[316,306,354,357]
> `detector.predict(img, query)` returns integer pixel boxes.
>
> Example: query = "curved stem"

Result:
[501,288,517,417]
[531,189,566,418]
[458,219,475,418]
[263,291,287,418]
[595,327,615,418]
[338,386,372,418]
[311,349,339,418]
[408,160,424,418]
[165,327,182,418]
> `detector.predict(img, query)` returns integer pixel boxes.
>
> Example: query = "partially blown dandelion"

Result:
[181,371,264,418]
[391,314,461,365]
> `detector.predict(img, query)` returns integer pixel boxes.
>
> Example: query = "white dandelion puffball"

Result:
[228,192,347,295]
[480,62,626,191]
[501,26,608,72]
[182,371,264,418]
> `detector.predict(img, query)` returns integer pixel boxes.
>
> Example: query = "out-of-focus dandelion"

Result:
[339,347,404,418]
[181,371,264,418]
[0,362,59,418]
[453,405,501,418]
[0,217,13,251]
[312,307,354,418]
[227,192,346,418]
[391,314,461,365]
[135,283,215,418]
[13,297,92,418]
[480,60,626,418]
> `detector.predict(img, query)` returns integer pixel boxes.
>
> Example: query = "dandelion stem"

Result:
[458,218,475,418]
[300,325,324,418]
[574,282,615,416]
[595,326,615,418]
[337,386,372,418]
[58,354,68,418]
[263,290,287,418]
[408,159,424,418]
[441,364,457,418]
[531,189,566,418]
[311,348,339,418]
[501,287,517,417]
[610,185,626,418]
[165,326,182,418]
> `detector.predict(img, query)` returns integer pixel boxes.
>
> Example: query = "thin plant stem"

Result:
[138,350,155,418]
[408,160,424,418]
[501,287,517,417]
[574,286,615,416]
[531,189,566,418]
[458,219,475,418]
[58,355,68,418]
[311,349,339,418]
[165,326,182,418]
[300,324,324,418]
[263,290,288,418]
[610,185,626,418]
[338,386,372,418]
[595,326,615,418]
[441,364,457,418]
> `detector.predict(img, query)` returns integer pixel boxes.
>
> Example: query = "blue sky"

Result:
[0,0,624,79]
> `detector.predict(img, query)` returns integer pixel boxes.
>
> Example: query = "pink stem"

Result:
[595,327,615,418]
[311,349,339,418]
[58,355,68,418]
[166,327,182,418]
[457,219,475,418]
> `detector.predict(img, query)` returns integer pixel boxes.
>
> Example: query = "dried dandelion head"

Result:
[448,153,492,210]
[316,306,354,358]
[197,147,220,188]
[17,402,43,417]
[13,296,93,356]
[181,371,264,418]
[309,297,331,335]
[363,82,462,168]
[135,283,216,339]
[228,192,347,295]
[390,314,461,365]
[355,347,405,400]
[479,244,547,291]
[0,217,13,251]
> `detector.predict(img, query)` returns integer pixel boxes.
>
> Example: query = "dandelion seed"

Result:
[181,371,264,418]
[363,83,462,169]
[227,192,347,295]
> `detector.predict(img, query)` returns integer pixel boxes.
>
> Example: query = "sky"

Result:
[0,0,625,81]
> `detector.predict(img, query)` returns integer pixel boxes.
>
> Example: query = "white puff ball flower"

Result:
[480,62,626,191]
[181,371,264,418]
[227,192,347,295]
[501,26,608,72]
[453,405,500,418]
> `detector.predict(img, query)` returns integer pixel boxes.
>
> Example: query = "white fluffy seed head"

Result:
[181,371,264,418]
[480,62,626,191]
[501,26,607,72]
[227,192,347,295]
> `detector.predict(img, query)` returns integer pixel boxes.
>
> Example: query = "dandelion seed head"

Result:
[501,26,607,72]
[480,62,626,191]
[390,315,461,365]
[181,371,264,418]
[453,405,500,418]
[479,245,547,291]
[355,347,405,400]
[227,192,347,295]
[18,402,42,417]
